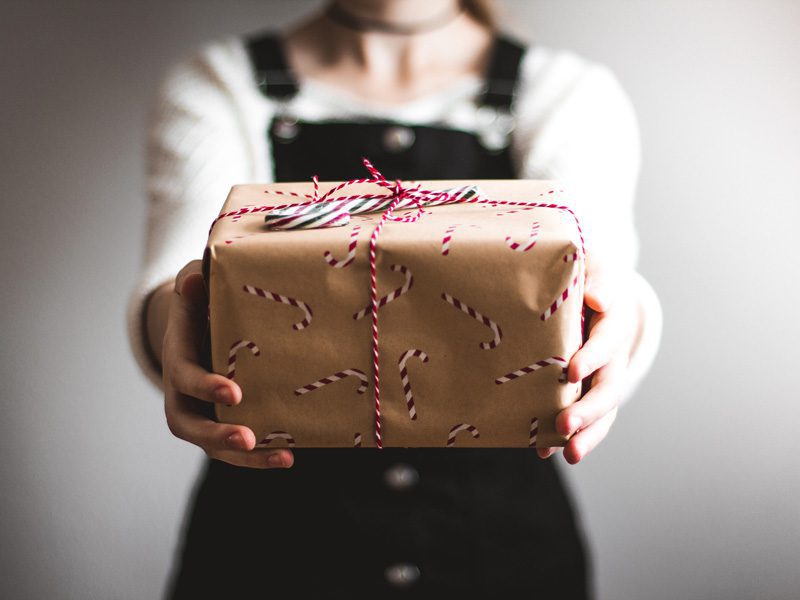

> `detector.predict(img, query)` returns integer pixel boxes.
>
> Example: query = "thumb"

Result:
[584,274,614,313]
[174,260,206,309]
[583,256,619,313]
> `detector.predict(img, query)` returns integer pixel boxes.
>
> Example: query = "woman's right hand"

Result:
[161,260,294,469]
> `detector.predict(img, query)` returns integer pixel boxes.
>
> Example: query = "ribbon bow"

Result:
[261,159,484,230]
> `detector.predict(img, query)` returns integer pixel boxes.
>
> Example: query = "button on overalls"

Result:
[168,33,590,600]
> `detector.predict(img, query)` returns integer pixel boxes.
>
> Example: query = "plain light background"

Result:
[1,1,798,598]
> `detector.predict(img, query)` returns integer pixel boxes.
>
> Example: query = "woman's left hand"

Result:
[538,261,641,464]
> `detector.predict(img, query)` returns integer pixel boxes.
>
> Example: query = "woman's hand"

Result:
[537,261,640,464]
[161,260,294,469]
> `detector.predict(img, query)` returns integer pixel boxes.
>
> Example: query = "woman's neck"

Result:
[285,1,493,105]
[331,0,463,32]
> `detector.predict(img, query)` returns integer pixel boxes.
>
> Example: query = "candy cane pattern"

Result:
[563,252,579,262]
[495,356,569,385]
[398,349,429,420]
[242,285,313,330]
[257,431,295,447]
[294,368,369,396]
[440,292,503,350]
[353,433,362,448]
[226,340,260,380]
[505,221,540,252]
[495,207,536,217]
[540,274,580,321]
[323,225,361,268]
[353,264,413,320]
[529,417,539,448]
[446,423,481,447]
[441,223,479,256]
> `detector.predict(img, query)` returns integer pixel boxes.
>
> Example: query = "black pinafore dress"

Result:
[167,34,590,599]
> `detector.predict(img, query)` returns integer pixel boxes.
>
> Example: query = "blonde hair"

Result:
[463,0,498,29]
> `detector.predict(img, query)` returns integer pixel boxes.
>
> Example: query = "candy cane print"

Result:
[529,418,539,448]
[495,207,536,217]
[323,225,361,268]
[226,340,260,380]
[242,285,313,330]
[446,423,480,447]
[257,431,295,447]
[353,433,362,448]
[505,221,540,252]
[398,349,429,420]
[441,223,479,256]
[440,292,503,350]
[353,264,414,320]
[294,368,369,396]
[495,356,568,385]
[563,252,579,263]
[540,273,580,322]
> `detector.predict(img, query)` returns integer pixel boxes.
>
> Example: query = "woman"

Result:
[129,1,662,597]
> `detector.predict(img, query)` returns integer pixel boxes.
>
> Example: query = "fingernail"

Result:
[267,454,285,468]
[225,432,242,449]
[215,386,233,405]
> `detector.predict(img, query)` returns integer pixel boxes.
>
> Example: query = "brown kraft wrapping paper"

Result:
[205,179,585,448]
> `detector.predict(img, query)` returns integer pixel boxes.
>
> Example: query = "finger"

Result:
[583,261,618,313]
[167,354,242,405]
[537,447,558,459]
[171,277,208,340]
[174,260,203,296]
[562,407,618,465]
[568,311,625,383]
[209,448,295,470]
[165,390,254,450]
[557,356,626,437]
[165,273,238,404]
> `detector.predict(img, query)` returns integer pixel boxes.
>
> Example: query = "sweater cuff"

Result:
[621,271,663,403]
[126,271,175,391]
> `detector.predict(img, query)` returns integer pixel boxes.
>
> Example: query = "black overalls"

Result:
[167,33,590,599]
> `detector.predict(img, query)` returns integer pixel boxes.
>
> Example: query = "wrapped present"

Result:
[204,163,586,449]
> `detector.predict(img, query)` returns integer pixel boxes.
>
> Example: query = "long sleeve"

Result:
[126,38,271,388]
[512,48,662,399]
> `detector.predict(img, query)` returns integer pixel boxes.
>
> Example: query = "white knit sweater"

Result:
[128,36,662,394]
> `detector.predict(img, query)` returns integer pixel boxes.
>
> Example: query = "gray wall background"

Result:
[1,1,798,598]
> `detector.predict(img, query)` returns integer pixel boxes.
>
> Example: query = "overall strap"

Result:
[247,31,526,107]
[479,35,526,110]
[246,33,299,99]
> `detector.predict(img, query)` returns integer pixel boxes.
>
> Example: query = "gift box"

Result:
[205,169,585,448]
